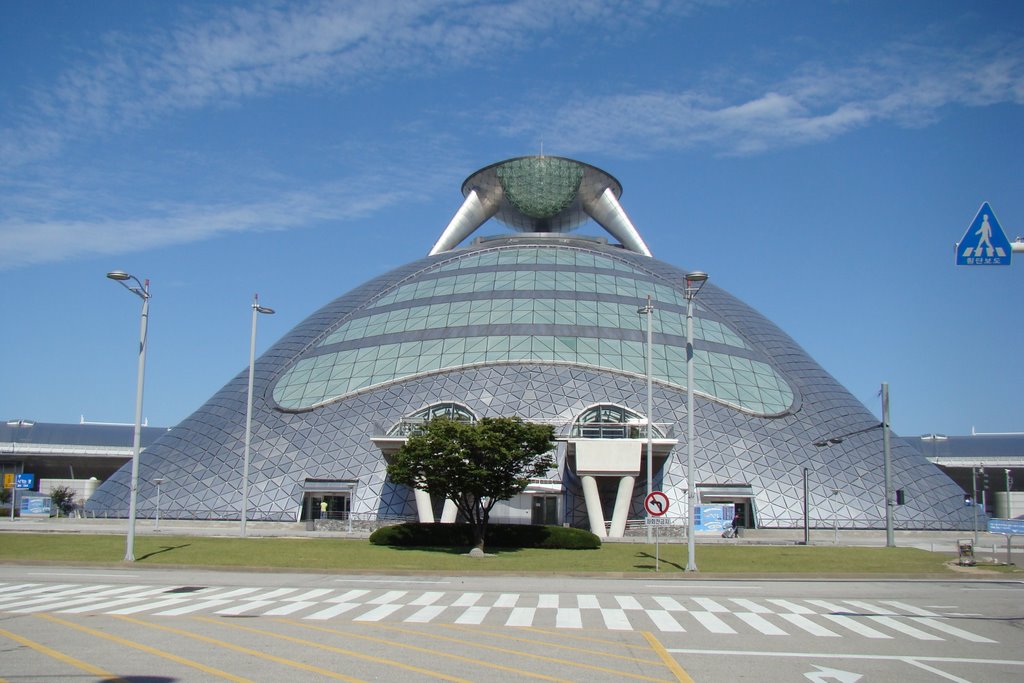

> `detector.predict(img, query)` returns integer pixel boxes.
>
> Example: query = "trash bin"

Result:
[957,539,975,566]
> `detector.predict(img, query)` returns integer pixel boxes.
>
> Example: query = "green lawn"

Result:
[0,533,983,575]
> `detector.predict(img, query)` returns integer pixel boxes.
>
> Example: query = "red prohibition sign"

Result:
[645,491,669,517]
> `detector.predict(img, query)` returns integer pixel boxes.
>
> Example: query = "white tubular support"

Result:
[428,188,503,256]
[414,488,434,523]
[581,187,652,257]
[1012,239,1024,253]
[581,475,607,538]
[609,475,635,538]
[440,499,458,523]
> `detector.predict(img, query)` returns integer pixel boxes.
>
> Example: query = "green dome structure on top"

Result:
[429,156,651,256]
[496,157,584,221]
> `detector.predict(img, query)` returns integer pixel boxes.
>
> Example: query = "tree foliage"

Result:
[386,416,556,552]
[49,485,77,516]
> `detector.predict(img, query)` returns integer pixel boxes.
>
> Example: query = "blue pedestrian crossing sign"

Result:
[956,202,1012,266]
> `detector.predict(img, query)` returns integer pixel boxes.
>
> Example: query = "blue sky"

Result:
[1,0,1021,437]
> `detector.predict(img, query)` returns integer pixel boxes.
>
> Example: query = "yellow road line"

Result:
[369,622,674,683]
[116,615,367,683]
[642,631,695,683]
[35,614,252,683]
[196,616,473,683]
[0,626,127,683]
[276,618,569,683]
[440,622,664,666]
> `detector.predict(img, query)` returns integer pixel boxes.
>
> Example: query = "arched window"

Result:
[387,402,476,436]
[570,404,663,439]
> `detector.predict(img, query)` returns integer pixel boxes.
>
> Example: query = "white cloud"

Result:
[521,39,1024,156]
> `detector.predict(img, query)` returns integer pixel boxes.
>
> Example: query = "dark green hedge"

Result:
[369,523,601,549]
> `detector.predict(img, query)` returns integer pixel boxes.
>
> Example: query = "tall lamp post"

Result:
[241,294,275,538]
[881,382,894,548]
[638,294,654,543]
[106,270,150,562]
[684,271,708,572]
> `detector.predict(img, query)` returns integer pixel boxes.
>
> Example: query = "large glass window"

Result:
[272,245,794,416]
[387,402,475,436]
[570,404,663,439]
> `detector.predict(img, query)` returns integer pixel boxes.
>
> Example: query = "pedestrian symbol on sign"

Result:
[956,202,1012,266]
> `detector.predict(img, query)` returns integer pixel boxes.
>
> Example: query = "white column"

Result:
[581,475,607,538]
[609,475,635,538]
[414,489,434,523]
[440,499,458,523]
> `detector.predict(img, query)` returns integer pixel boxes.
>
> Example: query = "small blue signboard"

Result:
[14,473,35,490]
[20,494,52,517]
[956,202,1012,266]
[693,504,735,532]
[988,518,1024,535]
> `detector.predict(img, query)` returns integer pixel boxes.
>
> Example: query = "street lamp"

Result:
[684,271,708,572]
[638,294,654,543]
[153,477,164,530]
[241,294,275,538]
[811,383,896,547]
[1006,469,1013,519]
[106,270,150,562]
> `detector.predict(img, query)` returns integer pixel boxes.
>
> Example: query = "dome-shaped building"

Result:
[87,156,972,533]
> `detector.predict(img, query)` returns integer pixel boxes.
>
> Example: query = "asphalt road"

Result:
[0,565,1021,682]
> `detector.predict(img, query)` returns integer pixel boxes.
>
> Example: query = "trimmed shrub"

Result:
[369,523,600,550]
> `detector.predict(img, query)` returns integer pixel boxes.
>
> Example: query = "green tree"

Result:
[386,416,556,553]
[49,485,77,517]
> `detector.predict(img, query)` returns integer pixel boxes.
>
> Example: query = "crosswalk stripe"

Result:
[880,600,939,617]
[556,607,582,629]
[107,597,189,615]
[494,593,519,608]
[354,603,405,622]
[216,600,276,615]
[778,613,840,637]
[405,604,446,623]
[506,606,535,627]
[305,602,361,620]
[690,610,735,634]
[693,597,728,613]
[578,594,601,609]
[263,600,315,615]
[2,585,108,609]
[768,599,815,615]
[155,599,233,616]
[455,605,491,625]
[328,589,369,603]
[0,584,70,603]
[819,613,891,639]
[653,596,685,611]
[207,587,262,600]
[250,587,299,600]
[911,617,996,643]
[863,615,943,640]
[286,588,333,601]
[647,609,685,632]
[411,591,446,606]
[367,590,406,605]
[615,595,643,610]
[452,592,482,607]
[735,612,787,635]
[600,608,631,630]
[537,594,559,608]
[730,598,771,614]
